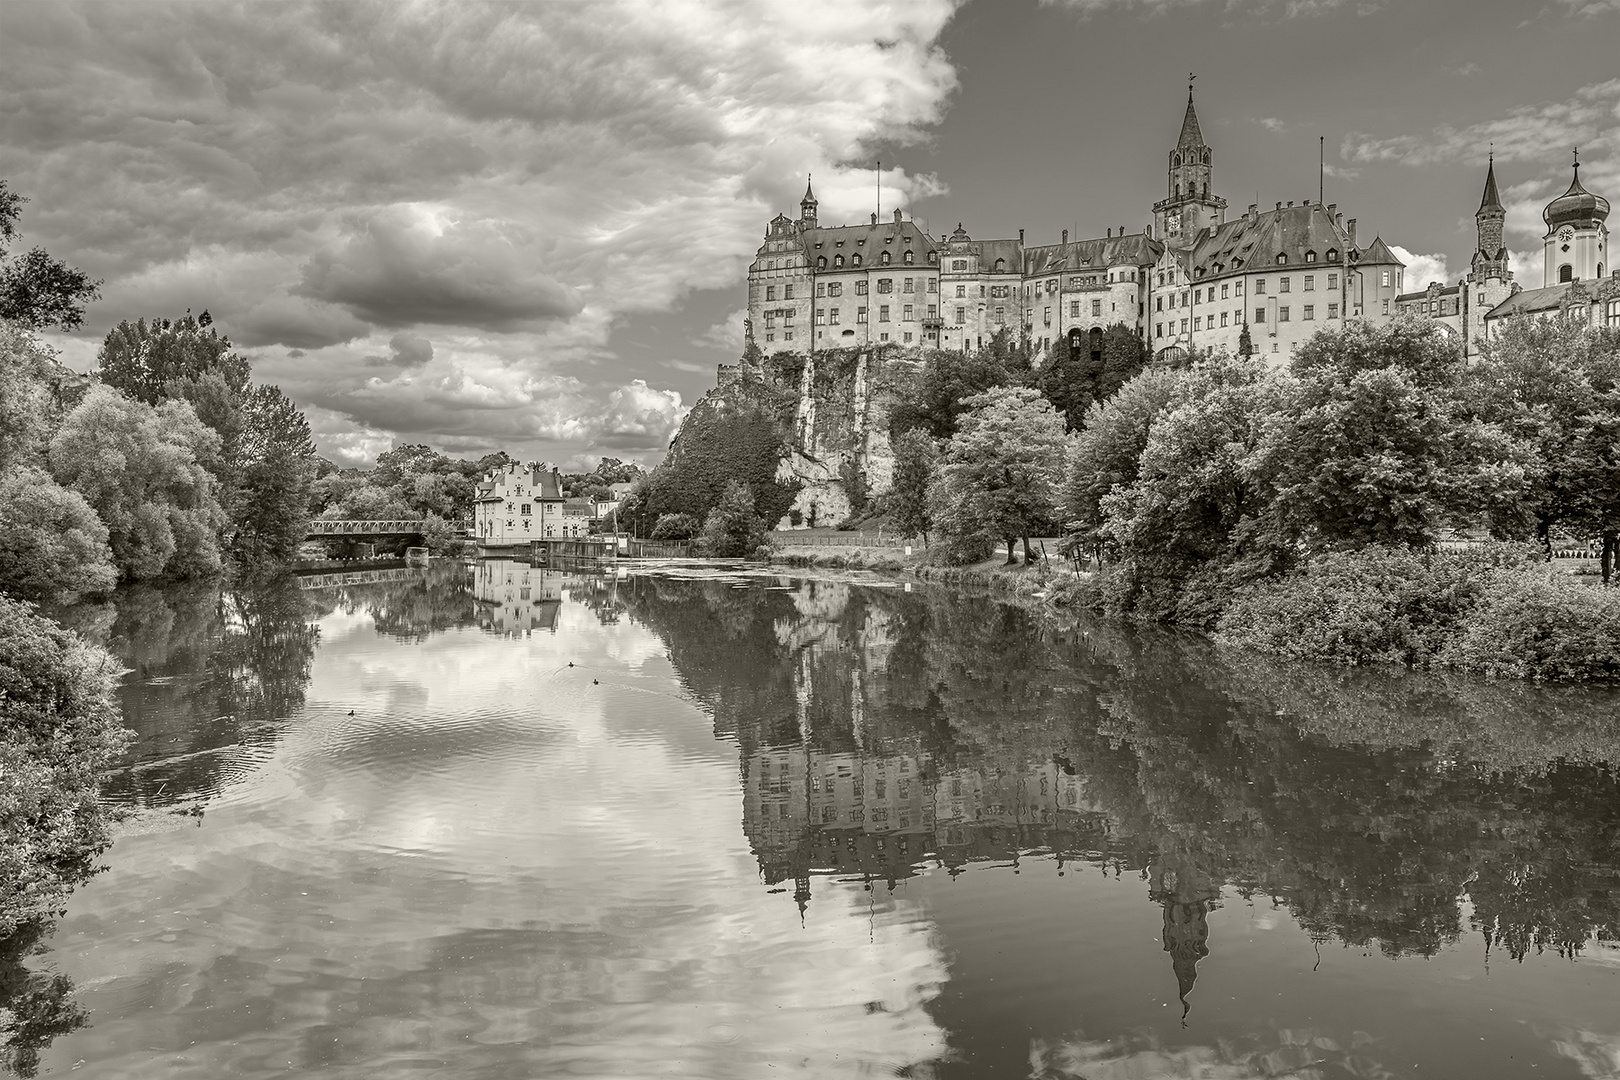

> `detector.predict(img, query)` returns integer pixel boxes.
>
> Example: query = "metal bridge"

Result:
[304,519,425,539]
[295,566,429,590]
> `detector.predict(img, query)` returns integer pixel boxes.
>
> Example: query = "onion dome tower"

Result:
[1542,149,1610,285]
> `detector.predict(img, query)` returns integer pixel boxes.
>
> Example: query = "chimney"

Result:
[1327,203,1336,218]
[1287,201,1294,208]
[1019,228,1025,244]
[871,212,877,225]
[893,207,902,223]
[1106,227,1112,238]
[1347,218,1358,246]
[1276,202,1283,211]
[1335,213,1343,228]
[1145,223,1154,239]
[1119,225,1124,237]
[1247,203,1258,222]
[1062,229,1069,244]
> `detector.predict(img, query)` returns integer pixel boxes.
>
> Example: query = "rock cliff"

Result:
[669,346,921,530]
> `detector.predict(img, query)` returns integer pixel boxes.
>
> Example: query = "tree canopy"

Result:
[0,181,102,332]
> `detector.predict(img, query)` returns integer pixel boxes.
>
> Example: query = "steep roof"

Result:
[970,238,1023,273]
[1177,92,1205,150]
[1486,282,1585,319]
[1478,158,1503,214]
[1185,203,1351,279]
[1397,283,1459,302]
[1358,236,1404,267]
[800,218,937,263]
[1024,232,1162,277]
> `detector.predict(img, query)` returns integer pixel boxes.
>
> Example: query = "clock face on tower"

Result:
[1558,226,1574,243]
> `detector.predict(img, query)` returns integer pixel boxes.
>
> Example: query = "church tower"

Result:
[1542,150,1610,286]
[1153,81,1227,250]
[1465,155,1515,358]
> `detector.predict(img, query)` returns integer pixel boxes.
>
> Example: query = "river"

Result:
[12,560,1620,1078]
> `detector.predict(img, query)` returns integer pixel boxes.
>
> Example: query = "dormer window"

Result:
[880,251,891,265]
[928,251,938,264]
[1276,253,1288,264]
[994,258,1006,272]
[835,240,844,247]
[904,250,915,265]
[1326,248,1339,262]
[852,254,862,267]
[1305,251,1317,263]
[817,256,827,269]
[834,255,844,268]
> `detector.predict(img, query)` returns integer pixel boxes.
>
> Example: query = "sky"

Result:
[3,0,1617,469]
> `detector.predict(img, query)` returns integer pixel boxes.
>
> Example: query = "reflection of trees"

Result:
[57,576,322,808]
[0,918,86,1078]
[612,573,1620,1005]
[331,562,476,641]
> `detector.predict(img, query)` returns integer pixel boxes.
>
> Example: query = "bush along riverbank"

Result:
[1047,543,1620,682]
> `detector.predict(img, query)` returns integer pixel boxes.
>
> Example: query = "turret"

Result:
[1542,149,1610,285]
[799,176,818,229]
[1471,154,1510,284]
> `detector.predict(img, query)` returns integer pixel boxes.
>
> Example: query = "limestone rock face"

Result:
[688,346,920,530]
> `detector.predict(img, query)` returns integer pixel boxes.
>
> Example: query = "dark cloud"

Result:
[294,210,581,329]
[366,331,434,369]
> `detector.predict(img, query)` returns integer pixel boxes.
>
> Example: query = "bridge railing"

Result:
[305,519,424,538]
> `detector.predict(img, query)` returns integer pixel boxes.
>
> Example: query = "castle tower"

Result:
[1465,155,1515,358]
[1542,150,1610,286]
[799,176,818,230]
[1153,80,1227,250]
[1471,154,1510,283]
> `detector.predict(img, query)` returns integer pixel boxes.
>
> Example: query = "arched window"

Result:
[1560,264,1574,283]
[1089,325,1104,363]
[1172,152,1181,167]
[994,258,1005,272]
[1067,327,1083,353]
[880,251,891,265]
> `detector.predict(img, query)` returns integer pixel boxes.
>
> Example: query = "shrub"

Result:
[0,467,117,603]
[699,481,768,558]
[0,597,130,941]
[1216,544,1537,666]
[650,513,700,541]
[1440,568,1620,681]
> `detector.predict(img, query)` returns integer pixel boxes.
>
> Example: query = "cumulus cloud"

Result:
[2,0,961,464]
[1509,248,1543,283]
[695,310,747,353]
[593,380,687,451]
[1391,245,1449,291]
[366,331,435,369]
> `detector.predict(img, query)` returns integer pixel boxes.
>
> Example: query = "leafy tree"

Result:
[48,386,225,581]
[97,313,248,408]
[0,467,117,603]
[1468,316,1620,568]
[0,182,102,333]
[0,321,73,473]
[1237,321,1254,359]
[650,513,700,541]
[888,428,938,542]
[0,595,129,942]
[228,385,318,562]
[1292,313,1462,389]
[889,343,1011,439]
[1063,365,1183,563]
[927,386,1068,565]
[645,398,797,528]
[700,480,769,557]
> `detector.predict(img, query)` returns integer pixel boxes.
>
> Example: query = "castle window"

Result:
[1304,275,1314,291]
[830,308,840,325]
[1220,312,1228,327]
[1328,273,1338,290]
[1381,270,1391,287]
[1221,283,1229,299]
[956,284,966,297]
[904,250,915,265]
[1255,308,1265,324]
[852,254,862,266]
[879,305,890,322]
[1329,303,1339,319]
[880,251,891,265]
[1304,305,1315,320]
[817,256,826,269]
[994,258,1006,272]
[929,279,938,293]
[766,285,776,301]
[855,280,868,295]
[953,259,967,271]
[956,307,965,324]
[827,282,842,297]
[1276,253,1288,264]
[858,306,868,323]
[904,277,914,292]
[1560,264,1574,283]
[1279,306,1290,322]
[1092,298,1102,317]
[1327,248,1338,262]
[1305,251,1317,263]
[877,278,892,294]
[928,251,938,263]
[783,284,793,299]
[1256,278,1266,295]
[834,255,844,268]
[816,282,825,297]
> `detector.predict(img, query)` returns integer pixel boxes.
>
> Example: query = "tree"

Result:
[48,386,225,582]
[227,385,318,563]
[96,313,248,408]
[651,513,700,541]
[700,480,769,557]
[888,429,938,542]
[1037,322,1149,432]
[927,386,1069,565]
[1064,365,1183,563]
[1237,322,1254,359]
[889,344,1011,439]
[0,182,102,332]
[0,321,70,474]
[0,468,117,603]
[1468,315,1620,563]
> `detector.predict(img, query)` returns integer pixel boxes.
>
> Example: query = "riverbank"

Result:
[769,542,1079,599]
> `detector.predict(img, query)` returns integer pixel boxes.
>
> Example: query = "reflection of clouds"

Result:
[1556,1030,1620,1080]
[1031,1029,1390,1080]
[44,601,947,1077]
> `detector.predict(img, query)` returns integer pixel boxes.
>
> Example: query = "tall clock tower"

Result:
[1153,81,1227,251]
[1542,150,1610,286]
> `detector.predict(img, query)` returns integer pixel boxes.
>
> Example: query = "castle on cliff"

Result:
[746,88,1617,366]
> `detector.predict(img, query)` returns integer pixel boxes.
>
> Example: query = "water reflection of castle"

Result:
[474,560,563,636]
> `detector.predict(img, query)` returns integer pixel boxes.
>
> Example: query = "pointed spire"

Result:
[1177,76,1205,150]
[1477,154,1503,215]
[801,174,817,206]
